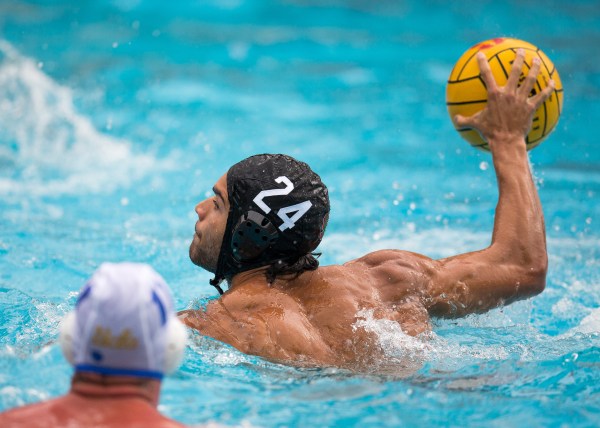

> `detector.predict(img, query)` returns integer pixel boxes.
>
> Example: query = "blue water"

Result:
[1,0,599,426]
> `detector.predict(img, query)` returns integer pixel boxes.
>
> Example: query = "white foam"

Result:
[189,332,251,366]
[353,308,431,362]
[0,40,169,196]
[4,299,71,360]
[351,308,514,370]
[572,307,600,335]
[551,295,587,319]
[0,386,50,407]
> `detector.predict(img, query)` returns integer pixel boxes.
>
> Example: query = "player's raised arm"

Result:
[351,49,555,318]
[422,49,555,316]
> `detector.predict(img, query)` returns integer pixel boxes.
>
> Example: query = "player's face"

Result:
[189,174,229,272]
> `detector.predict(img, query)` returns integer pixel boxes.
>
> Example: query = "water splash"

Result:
[353,308,431,363]
[569,307,600,335]
[0,40,168,196]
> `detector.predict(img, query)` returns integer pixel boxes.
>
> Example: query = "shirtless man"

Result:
[0,263,188,427]
[181,50,555,369]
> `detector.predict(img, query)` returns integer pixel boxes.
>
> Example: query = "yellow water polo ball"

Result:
[446,37,564,151]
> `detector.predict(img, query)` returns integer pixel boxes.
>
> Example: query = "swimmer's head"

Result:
[192,154,329,293]
[59,263,187,379]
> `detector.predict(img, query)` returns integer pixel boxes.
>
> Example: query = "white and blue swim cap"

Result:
[59,262,187,379]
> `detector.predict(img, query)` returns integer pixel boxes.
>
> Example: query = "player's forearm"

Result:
[427,137,547,317]
[489,135,547,274]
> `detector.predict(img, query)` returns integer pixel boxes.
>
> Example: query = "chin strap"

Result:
[209,277,224,295]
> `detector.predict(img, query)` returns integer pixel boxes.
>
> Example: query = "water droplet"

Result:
[444,192,455,200]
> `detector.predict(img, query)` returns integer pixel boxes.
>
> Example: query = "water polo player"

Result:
[181,50,554,369]
[0,263,187,427]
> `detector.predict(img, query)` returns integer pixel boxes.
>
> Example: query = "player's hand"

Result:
[453,49,555,148]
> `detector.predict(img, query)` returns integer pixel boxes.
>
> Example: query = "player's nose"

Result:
[195,199,208,218]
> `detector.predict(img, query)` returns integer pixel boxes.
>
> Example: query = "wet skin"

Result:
[181,50,554,370]
[0,375,185,428]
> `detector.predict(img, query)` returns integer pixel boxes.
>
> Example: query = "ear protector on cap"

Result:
[231,210,279,262]
[58,311,187,375]
[59,311,76,365]
[163,317,187,374]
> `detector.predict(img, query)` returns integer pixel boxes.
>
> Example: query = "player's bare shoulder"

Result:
[342,250,437,303]
[346,249,434,269]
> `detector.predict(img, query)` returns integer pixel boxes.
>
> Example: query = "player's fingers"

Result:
[506,49,525,90]
[530,79,555,110]
[476,52,497,92]
[453,113,476,130]
[519,57,541,98]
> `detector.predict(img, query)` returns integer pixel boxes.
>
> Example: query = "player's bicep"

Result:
[349,248,538,318]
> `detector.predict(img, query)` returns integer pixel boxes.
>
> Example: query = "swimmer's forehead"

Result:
[213,174,227,202]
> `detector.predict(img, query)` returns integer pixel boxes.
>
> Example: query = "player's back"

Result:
[0,393,186,428]
[281,256,432,367]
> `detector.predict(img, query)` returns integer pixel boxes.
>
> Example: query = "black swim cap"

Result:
[210,154,329,292]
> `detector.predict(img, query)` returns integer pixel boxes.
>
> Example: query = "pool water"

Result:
[1,1,599,426]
